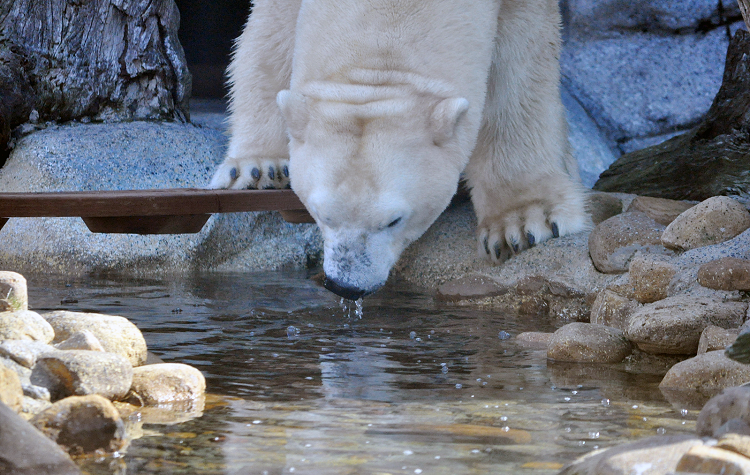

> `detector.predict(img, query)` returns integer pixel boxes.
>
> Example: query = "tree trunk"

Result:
[0,0,191,159]
[594,29,750,207]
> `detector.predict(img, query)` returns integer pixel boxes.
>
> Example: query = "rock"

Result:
[625,297,747,355]
[717,433,750,458]
[0,271,27,311]
[514,332,553,349]
[127,363,206,405]
[43,311,147,367]
[698,326,739,355]
[0,310,54,343]
[589,289,641,331]
[0,400,82,475]
[660,351,750,399]
[698,257,750,291]
[559,434,705,475]
[625,196,698,226]
[0,363,22,412]
[547,322,632,363]
[588,212,669,274]
[0,339,56,367]
[627,253,678,304]
[34,350,133,401]
[592,30,750,205]
[662,196,750,251]
[30,395,126,455]
[586,192,625,226]
[696,386,750,437]
[676,444,750,473]
[435,274,508,302]
[715,419,750,438]
[53,330,105,352]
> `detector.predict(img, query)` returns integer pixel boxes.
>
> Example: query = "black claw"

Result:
[285,183,292,189]
[494,242,502,260]
[263,185,275,190]
[251,167,261,180]
[511,241,519,254]
[551,222,559,238]
[527,232,536,247]
[268,166,275,181]
[483,236,490,255]
[283,165,289,177]
[229,167,238,180]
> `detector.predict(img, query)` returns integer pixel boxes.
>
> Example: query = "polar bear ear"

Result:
[430,97,469,146]
[277,90,309,141]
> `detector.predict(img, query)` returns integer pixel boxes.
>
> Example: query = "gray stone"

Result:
[30,395,126,455]
[0,363,22,413]
[44,311,146,367]
[559,434,705,475]
[127,363,206,405]
[53,330,105,352]
[660,351,750,397]
[0,400,82,475]
[34,350,133,401]
[435,274,507,302]
[697,386,750,437]
[698,257,750,291]
[698,326,739,355]
[625,196,698,227]
[662,196,750,251]
[589,289,641,332]
[0,339,56,368]
[588,212,669,274]
[626,297,747,355]
[514,332,553,349]
[675,444,750,473]
[547,322,632,363]
[587,192,625,226]
[0,271,27,312]
[0,310,54,343]
[627,253,678,304]
[0,121,322,275]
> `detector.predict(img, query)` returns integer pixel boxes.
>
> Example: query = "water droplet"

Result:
[500,416,508,422]
[632,405,639,409]
[588,431,599,439]
[409,331,417,339]
[455,383,462,389]
[681,409,688,417]
[571,390,578,395]
[498,330,511,340]
[441,365,448,374]
[403,450,413,455]
[656,427,666,435]
[415,337,422,342]
[564,397,571,401]
[471,449,480,454]
[355,298,364,319]
[601,398,610,407]
[415,470,422,474]
[287,326,299,338]
[435,456,441,460]
[252,420,262,424]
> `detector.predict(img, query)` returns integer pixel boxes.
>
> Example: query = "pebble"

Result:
[53,329,105,352]
[662,196,750,251]
[127,363,206,405]
[35,350,134,401]
[625,195,698,226]
[627,253,678,303]
[0,361,23,412]
[0,271,28,311]
[43,310,147,366]
[697,257,750,291]
[696,386,750,437]
[30,395,127,455]
[588,212,669,274]
[0,310,54,343]
[547,322,632,363]
[589,289,642,331]
[0,401,82,475]
[0,339,57,367]
[660,351,750,397]
[697,325,739,355]
[587,191,624,225]
[625,297,747,355]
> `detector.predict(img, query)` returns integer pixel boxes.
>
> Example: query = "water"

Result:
[25,271,697,474]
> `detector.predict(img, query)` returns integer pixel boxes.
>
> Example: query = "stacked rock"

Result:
[0,271,206,471]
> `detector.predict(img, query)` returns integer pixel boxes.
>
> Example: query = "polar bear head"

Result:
[278,80,470,300]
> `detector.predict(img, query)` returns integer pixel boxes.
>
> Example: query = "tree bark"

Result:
[0,0,191,158]
[594,29,750,207]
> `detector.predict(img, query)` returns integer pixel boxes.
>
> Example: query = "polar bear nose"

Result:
[323,275,369,300]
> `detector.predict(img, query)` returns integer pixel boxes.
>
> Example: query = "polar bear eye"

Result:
[387,217,402,228]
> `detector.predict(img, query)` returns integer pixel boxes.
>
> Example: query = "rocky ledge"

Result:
[0,271,206,472]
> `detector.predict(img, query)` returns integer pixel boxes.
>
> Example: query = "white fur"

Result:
[211,0,591,296]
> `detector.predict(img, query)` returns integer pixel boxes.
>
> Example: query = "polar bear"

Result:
[210,0,590,299]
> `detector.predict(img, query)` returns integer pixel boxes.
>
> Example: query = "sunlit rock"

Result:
[0,310,54,343]
[127,363,206,405]
[662,196,750,251]
[35,350,133,401]
[0,271,28,312]
[547,322,632,364]
[588,212,669,274]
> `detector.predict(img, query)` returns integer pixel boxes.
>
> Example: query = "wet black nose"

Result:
[323,275,368,300]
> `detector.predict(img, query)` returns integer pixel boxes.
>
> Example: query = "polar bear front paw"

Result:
[209,157,290,190]
[477,200,590,263]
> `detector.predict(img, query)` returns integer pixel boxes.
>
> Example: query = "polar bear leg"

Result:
[209,0,301,190]
[465,0,591,263]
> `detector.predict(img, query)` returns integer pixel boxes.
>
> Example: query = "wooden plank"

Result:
[82,215,211,234]
[0,189,307,217]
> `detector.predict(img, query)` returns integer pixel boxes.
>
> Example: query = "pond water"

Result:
[26,271,697,475]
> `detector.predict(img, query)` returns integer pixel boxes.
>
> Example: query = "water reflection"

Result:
[25,271,698,474]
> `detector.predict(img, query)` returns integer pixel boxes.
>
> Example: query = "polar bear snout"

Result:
[322,275,375,301]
